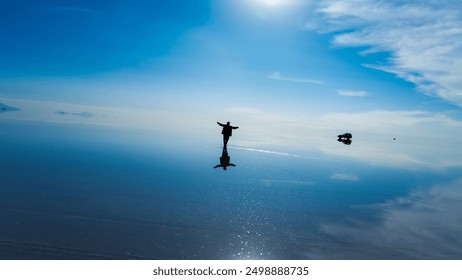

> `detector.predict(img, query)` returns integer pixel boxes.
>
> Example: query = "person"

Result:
[217,121,239,147]
[213,147,236,170]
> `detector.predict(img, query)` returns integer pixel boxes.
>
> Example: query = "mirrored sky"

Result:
[1,0,462,259]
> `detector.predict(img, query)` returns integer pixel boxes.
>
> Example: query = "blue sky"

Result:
[2,0,460,109]
[2,1,462,261]
[1,0,462,168]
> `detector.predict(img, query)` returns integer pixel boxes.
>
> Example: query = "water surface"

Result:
[1,121,461,259]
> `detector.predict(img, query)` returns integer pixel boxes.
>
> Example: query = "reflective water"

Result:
[1,121,461,259]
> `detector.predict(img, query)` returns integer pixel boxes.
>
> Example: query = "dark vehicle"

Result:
[337,133,352,139]
[337,133,352,145]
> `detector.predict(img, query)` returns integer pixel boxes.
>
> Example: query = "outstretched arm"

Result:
[232,126,239,129]
[213,164,222,168]
[217,122,224,127]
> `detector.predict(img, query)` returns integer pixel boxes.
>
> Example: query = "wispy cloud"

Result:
[337,90,368,97]
[330,173,359,181]
[269,72,323,84]
[2,98,116,125]
[261,179,314,187]
[316,0,462,107]
[55,111,95,118]
[226,107,263,115]
[230,146,303,158]
[0,103,20,113]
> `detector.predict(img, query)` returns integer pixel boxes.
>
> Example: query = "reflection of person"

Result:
[213,147,236,170]
[217,121,239,147]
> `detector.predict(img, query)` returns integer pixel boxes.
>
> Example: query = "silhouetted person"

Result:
[217,121,239,147]
[214,147,236,170]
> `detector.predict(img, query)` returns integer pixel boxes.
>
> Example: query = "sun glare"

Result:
[256,0,286,7]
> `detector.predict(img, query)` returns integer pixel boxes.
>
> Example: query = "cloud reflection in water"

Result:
[315,179,462,259]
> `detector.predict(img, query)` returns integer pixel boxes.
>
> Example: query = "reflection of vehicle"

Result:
[338,138,352,145]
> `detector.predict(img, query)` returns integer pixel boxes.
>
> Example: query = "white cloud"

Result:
[269,72,323,84]
[337,90,368,97]
[316,0,462,107]
[314,179,462,259]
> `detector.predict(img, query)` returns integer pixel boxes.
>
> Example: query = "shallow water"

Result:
[1,121,461,259]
